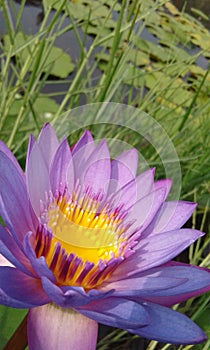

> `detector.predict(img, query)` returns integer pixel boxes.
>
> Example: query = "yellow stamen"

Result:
[47,196,123,264]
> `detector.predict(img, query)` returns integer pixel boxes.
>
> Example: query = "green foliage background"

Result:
[0,0,209,349]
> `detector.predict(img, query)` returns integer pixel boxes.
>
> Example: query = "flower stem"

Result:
[27,304,98,350]
[3,314,28,350]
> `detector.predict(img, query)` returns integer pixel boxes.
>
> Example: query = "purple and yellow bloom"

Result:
[0,123,209,349]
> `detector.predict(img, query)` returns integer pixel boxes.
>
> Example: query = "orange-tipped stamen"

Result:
[34,188,136,290]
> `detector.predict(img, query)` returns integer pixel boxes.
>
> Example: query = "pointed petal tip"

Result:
[154,178,172,199]
[141,167,156,179]
[127,302,208,345]
[40,122,51,131]
[38,123,59,146]
[97,138,108,149]
[72,129,94,155]
[84,129,93,139]
[187,201,197,210]
[124,148,138,159]
[151,167,156,175]
[38,123,53,141]
[184,228,205,242]
[80,129,94,144]
[28,133,36,146]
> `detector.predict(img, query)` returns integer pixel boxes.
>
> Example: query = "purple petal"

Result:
[26,134,36,173]
[0,140,24,177]
[142,201,197,237]
[0,288,35,308]
[115,148,138,176]
[23,232,56,282]
[153,179,172,199]
[82,140,110,197]
[0,224,34,275]
[37,123,59,169]
[126,187,166,234]
[72,130,95,181]
[136,262,210,306]
[127,302,207,344]
[50,138,75,195]
[84,159,110,197]
[0,266,49,307]
[26,141,50,216]
[108,149,138,193]
[28,303,98,350]
[103,263,210,303]
[110,168,155,210]
[111,229,204,278]
[0,151,37,241]
[101,274,186,296]
[72,130,94,155]
[41,277,75,307]
[79,297,150,328]
[41,276,114,308]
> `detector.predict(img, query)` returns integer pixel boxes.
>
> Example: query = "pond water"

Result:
[11,0,210,29]
[172,0,210,29]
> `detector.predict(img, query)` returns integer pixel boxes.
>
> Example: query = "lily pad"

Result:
[164,2,179,15]
[3,32,74,78]
[191,33,210,53]
[8,95,59,117]
[43,46,75,78]
[123,66,146,88]
[126,48,150,66]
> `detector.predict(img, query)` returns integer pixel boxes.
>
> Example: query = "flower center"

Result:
[34,190,132,289]
[47,194,124,264]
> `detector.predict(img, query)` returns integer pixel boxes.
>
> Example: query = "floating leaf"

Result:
[8,96,59,117]
[3,32,74,78]
[189,65,208,78]
[43,46,74,78]
[126,48,150,66]
[86,24,111,37]
[168,18,190,43]
[164,2,179,15]
[123,65,146,88]
[191,33,210,52]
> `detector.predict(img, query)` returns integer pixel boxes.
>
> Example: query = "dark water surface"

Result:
[1,0,209,34]
[172,0,210,29]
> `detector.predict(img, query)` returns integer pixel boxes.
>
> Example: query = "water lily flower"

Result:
[0,123,210,349]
